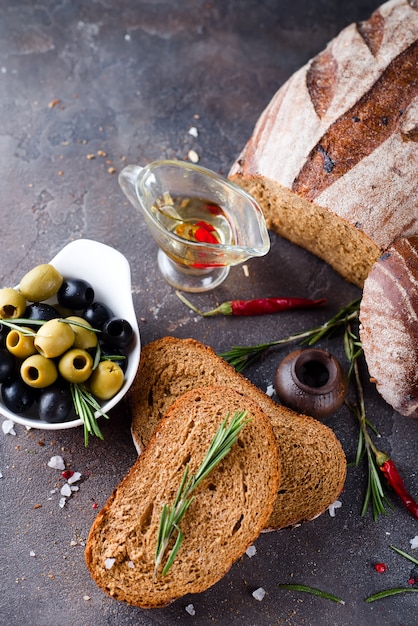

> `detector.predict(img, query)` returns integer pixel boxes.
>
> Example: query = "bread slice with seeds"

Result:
[85,386,280,608]
[127,336,346,530]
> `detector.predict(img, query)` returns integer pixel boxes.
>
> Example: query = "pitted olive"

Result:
[57,278,94,310]
[0,322,10,348]
[38,383,73,423]
[0,348,15,382]
[20,354,58,388]
[66,316,98,350]
[101,317,133,349]
[0,287,27,319]
[58,348,93,383]
[88,360,124,400]
[1,375,36,413]
[34,319,75,358]
[82,301,114,330]
[6,327,37,359]
[19,264,63,302]
[25,302,60,324]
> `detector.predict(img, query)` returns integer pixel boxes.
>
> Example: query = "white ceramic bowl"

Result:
[0,239,140,430]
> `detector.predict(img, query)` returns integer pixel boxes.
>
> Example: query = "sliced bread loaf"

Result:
[85,386,280,608]
[127,336,346,530]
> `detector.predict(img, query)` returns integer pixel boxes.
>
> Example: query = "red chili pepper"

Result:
[200,297,327,317]
[380,459,418,519]
[374,563,388,573]
[193,221,220,244]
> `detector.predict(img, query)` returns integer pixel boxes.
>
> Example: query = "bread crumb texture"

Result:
[85,386,280,607]
[229,0,418,287]
[360,235,418,417]
[128,337,347,531]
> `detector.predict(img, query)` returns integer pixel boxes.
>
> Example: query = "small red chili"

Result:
[379,459,418,520]
[200,297,327,317]
[92,502,98,509]
[193,221,220,244]
[374,563,388,573]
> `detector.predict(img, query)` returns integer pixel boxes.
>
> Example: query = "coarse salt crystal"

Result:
[2,420,16,435]
[30,550,35,557]
[188,126,198,137]
[61,483,72,497]
[70,485,79,492]
[68,471,82,484]
[128,561,135,569]
[252,587,266,601]
[59,497,66,508]
[105,558,116,570]
[185,604,196,616]
[246,545,257,558]
[328,500,342,517]
[266,384,274,397]
[410,535,418,550]
[83,595,91,601]
[48,455,65,470]
[188,149,199,163]
[0,471,3,478]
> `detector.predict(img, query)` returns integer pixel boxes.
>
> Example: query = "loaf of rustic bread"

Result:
[229,0,418,287]
[360,236,418,417]
[127,337,346,530]
[85,386,280,608]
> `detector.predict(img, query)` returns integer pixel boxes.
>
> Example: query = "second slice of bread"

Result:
[86,386,280,608]
[128,337,346,530]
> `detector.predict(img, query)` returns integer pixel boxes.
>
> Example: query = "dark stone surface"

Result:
[1,2,417,625]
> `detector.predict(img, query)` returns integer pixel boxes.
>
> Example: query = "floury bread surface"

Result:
[229,0,418,287]
[85,386,280,608]
[128,337,347,530]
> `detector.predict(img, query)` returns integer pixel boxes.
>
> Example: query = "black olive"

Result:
[0,349,15,382]
[0,322,10,348]
[2,376,36,413]
[82,301,114,330]
[24,302,60,328]
[57,278,95,310]
[99,344,128,372]
[38,382,73,423]
[101,317,133,349]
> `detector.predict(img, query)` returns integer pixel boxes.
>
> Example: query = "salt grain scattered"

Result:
[185,604,196,616]
[188,126,198,137]
[2,420,16,435]
[266,384,274,397]
[188,149,199,163]
[246,545,257,558]
[70,485,79,492]
[59,497,66,508]
[48,455,65,470]
[128,561,135,569]
[61,483,72,497]
[0,471,3,478]
[328,500,342,517]
[242,264,249,277]
[30,551,35,557]
[252,587,266,601]
[83,595,91,601]
[410,535,418,550]
[105,558,116,570]
[68,471,82,484]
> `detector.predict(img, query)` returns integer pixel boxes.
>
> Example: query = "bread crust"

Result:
[128,336,347,530]
[85,386,280,608]
[360,235,418,417]
[229,0,418,286]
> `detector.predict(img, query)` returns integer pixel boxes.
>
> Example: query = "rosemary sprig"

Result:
[219,298,360,372]
[154,410,251,578]
[279,583,345,604]
[70,383,110,447]
[343,323,392,520]
[390,545,418,566]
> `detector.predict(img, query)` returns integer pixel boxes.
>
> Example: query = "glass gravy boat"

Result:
[118,160,270,292]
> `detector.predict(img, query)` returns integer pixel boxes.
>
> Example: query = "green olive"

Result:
[19,264,63,302]
[20,354,58,388]
[66,316,98,350]
[6,327,37,359]
[88,360,124,400]
[58,348,93,383]
[0,287,27,319]
[34,319,75,358]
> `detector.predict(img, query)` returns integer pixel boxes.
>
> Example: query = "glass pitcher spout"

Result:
[118,164,144,213]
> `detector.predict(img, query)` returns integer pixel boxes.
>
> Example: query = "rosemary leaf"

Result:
[279,583,345,605]
[390,545,418,566]
[365,588,418,602]
[154,410,250,578]
[71,383,109,446]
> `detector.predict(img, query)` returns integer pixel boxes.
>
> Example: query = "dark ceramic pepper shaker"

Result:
[274,348,348,419]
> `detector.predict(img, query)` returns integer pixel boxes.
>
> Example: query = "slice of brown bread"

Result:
[128,336,346,530]
[85,386,280,608]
